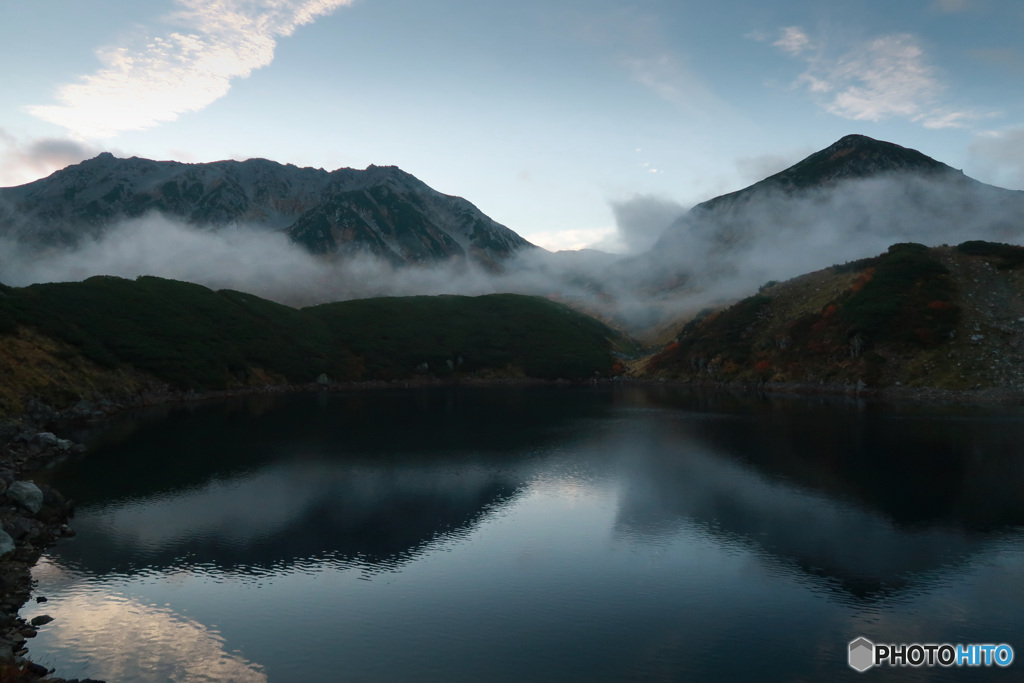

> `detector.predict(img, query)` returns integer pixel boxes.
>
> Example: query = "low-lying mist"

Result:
[1,172,1021,338]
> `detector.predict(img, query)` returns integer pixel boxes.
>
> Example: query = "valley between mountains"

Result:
[2,134,1024,415]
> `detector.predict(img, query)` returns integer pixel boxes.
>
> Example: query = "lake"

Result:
[24,386,1024,681]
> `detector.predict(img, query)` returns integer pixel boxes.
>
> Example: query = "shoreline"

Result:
[1,375,1021,681]
[0,425,81,682]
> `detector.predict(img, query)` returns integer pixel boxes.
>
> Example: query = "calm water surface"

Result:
[25,386,1024,681]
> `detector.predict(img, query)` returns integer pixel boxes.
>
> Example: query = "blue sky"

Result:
[2,0,1023,251]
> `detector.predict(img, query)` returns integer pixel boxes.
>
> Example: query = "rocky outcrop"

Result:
[5,483,42,516]
[0,426,81,682]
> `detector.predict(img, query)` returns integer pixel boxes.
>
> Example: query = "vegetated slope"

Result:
[0,276,623,415]
[0,154,533,266]
[642,242,1024,392]
[307,294,625,380]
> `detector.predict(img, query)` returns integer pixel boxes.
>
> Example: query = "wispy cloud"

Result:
[770,28,985,129]
[620,52,711,114]
[0,129,100,187]
[772,26,813,56]
[26,0,354,139]
[572,8,732,121]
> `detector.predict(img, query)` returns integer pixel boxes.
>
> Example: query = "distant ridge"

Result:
[686,133,988,218]
[645,133,1024,267]
[0,154,534,267]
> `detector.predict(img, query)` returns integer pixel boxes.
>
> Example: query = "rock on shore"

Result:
[0,422,95,683]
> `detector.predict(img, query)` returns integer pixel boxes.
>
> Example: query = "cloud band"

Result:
[26,0,353,139]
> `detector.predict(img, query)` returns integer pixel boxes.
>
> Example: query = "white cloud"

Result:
[774,28,985,129]
[772,26,813,56]
[606,194,685,253]
[26,0,354,139]
[823,35,933,120]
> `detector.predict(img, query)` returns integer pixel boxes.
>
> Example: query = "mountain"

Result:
[641,240,1024,394]
[609,134,1024,328]
[0,154,533,267]
[654,134,1024,255]
[700,133,954,206]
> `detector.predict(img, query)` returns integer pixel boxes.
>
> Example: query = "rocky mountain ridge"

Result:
[0,154,533,267]
[641,241,1024,394]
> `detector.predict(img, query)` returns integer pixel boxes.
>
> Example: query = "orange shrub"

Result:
[850,267,876,292]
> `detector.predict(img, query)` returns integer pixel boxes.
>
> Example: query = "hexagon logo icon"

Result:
[849,637,875,672]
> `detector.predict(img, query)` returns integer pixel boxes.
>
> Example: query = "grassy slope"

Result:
[643,241,1024,391]
[0,277,623,414]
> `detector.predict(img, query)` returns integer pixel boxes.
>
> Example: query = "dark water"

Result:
[25,386,1024,681]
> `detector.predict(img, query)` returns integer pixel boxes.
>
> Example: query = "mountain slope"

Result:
[0,276,624,413]
[700,134,955,209]
[642,241,1024,393]
[0,154,533,267]
[672,134,1021,226]
[616,134,1024,322]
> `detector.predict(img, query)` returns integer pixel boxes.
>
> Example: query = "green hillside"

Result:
[0,276,625,410]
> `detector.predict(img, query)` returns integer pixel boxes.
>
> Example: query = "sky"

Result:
[2,0,1023,253]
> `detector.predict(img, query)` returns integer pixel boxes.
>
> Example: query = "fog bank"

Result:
[2,173,1022,335]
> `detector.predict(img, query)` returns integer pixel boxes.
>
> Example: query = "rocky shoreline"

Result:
[650,376,1024,405]
[0,423,98,683]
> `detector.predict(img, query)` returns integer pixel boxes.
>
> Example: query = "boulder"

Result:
[25,661,49,677]
[6,481,43,514]
[27,432,73,454]
[0,530,14,558]
[7,518,42,542]
[73,399,96,414]
[32,433,59,448]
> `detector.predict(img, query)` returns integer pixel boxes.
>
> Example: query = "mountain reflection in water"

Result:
[28,387,1024,682]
